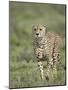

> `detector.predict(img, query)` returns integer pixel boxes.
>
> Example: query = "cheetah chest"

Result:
[34,37,49,59]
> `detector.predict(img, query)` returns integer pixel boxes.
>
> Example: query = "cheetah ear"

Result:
[43,24,48,33]
[43,24,48,27]
[32,25,34,28]
[32,25,35,30]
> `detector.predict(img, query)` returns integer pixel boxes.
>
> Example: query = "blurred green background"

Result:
[9,1,66,88]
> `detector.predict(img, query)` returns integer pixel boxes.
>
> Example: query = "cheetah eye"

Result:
[34,28,36,31]
[40,28,42,31]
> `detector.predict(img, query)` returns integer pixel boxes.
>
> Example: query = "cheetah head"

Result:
[32,24,47,38]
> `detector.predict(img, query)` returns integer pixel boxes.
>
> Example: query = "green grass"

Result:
[10,60,65,88]
[9,1,66,88]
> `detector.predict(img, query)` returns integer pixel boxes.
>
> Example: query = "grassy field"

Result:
[9,1,66,88]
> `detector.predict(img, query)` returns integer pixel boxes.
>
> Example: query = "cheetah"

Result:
[32,24,62,80]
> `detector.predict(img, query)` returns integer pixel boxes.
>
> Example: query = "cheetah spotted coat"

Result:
[32,24,62,80]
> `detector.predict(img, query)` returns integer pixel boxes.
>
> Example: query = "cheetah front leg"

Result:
[45,57,53,81]
[36,48,44,80]
[38,61,44,80]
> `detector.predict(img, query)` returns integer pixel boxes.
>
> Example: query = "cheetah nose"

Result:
[36,33,39,36]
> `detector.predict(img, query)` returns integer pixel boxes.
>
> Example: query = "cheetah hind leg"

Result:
[53,53,58,79]
[38,61,44,80]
